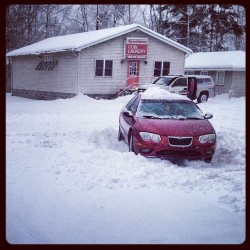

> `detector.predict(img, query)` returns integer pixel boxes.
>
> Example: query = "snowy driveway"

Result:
[6,93,245,244]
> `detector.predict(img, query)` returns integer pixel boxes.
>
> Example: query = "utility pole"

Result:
[96,4,100,30]
[128,5,131,24]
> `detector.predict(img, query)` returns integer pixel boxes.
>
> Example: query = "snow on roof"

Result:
[141,87,189,101]
[185,51,245,70]
[6,24,192,57]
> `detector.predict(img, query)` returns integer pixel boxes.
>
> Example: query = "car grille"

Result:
[168,136,193,147]
[156,150,201,157]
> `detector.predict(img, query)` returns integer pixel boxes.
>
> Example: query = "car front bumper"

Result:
[133,136,216,161]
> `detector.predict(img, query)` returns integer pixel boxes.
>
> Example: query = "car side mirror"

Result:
[204,113,213,119]
[123,111,133,118]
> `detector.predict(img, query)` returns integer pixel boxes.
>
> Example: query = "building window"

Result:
[154,61,170,77]
[185,71,194,75]
[129,62,138,76]
[216,71,225,85]
[44,54,53,62]
[95,60,113,77]
[35,54,58,71]
[201,71,208,75]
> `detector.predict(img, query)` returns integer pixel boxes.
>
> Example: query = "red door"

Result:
[127,60,140,89]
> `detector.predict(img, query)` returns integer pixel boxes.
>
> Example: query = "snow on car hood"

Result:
[136,117,214,137]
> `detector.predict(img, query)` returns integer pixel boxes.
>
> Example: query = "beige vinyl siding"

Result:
[12,53,77,94]
[231,71,245,97]
[79,36,126,95]
[214,71,232,94]
[79,31,186,95]
[185,70,245,96]
[214,71,245,96]
[140,35,185,85]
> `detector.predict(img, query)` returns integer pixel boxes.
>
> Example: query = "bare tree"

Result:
[67,5,90,32]
[6,4,245,53]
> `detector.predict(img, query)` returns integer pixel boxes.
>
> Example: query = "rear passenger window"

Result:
[203,78,212,84]
[197,79,203,85]
[173,78,187,87]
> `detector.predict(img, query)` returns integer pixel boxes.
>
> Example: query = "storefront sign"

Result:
[125,37,148,59]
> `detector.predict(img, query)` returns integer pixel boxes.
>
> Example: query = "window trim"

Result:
[172,77,187,87]
[154,61,170,77]
[185,71,194,75]
[35,54,58,71]
[216,71,225,85]
[201,71,208,75]
[95,59,113,77]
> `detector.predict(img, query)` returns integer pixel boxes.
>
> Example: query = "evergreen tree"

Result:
[160,4,245,52]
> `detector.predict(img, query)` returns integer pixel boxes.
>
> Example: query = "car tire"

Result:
[118,126,123,141]
[129,134,134,153]
[197,93,208,103]
[204,157,213,163]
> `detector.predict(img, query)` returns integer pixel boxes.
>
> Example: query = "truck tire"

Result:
[197,92,208,103]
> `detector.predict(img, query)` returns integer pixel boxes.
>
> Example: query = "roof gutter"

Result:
[76,51,80,95]
[71,49,80,95]
[185,67,245,71]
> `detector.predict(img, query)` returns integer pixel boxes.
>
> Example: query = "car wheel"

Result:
[198,93,208,103]
[118,126,123,141]
[204,157,213,163]
[129,134,134,152]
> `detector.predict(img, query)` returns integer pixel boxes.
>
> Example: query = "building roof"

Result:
[6,23,192,57]
[185,51,245,71]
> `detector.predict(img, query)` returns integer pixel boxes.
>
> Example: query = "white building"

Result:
[185,51,246,97]
[7,24,192,99]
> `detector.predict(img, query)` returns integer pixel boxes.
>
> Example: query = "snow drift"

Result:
[6,93,245,244]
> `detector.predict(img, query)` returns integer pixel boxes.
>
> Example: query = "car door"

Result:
[119,95,140,144]
[170,77,188,95]
[203,77,215,97]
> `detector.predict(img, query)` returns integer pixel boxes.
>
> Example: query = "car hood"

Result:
[135,117,214,136]
[138,84,155,90]
[138,84,170,91]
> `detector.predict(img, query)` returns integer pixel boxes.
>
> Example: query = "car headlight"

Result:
[199,134,216,144]
[139,132,161,142]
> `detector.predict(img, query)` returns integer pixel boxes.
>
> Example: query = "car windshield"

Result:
[137,99,204,119]
[152,77,176,86]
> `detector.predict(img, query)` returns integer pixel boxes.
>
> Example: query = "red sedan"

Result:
[118,88,216,162]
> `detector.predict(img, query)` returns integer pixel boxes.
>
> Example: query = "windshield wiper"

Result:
[186,117,203,120]
[141,115,162,119]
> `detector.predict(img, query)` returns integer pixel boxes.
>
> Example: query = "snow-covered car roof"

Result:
[6,23,192,57]
[140,87,190,101]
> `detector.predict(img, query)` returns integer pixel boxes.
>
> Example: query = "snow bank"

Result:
[6,93,245,244]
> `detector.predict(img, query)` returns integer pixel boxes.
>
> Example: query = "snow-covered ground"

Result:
[6,92,245,244]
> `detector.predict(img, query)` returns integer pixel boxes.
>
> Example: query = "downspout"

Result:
[10,57,13,95]
[71,49,80,96]
[77,51,80,96]
[184,52,190,75]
